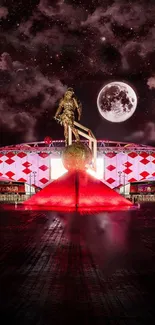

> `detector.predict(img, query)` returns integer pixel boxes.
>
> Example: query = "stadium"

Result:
[0,139,155,190]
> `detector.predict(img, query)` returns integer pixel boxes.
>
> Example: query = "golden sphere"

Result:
[62,142,92,171]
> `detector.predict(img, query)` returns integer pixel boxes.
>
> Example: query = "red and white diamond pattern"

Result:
[4,153,16,180]
[116,153,129,186]
[104,153,154,187]
[138,153,151,180]
[38,154,50,188]
[15,153,28,182]
[150,155,155,177]
[0,153,51,187]
[104,153,117,187]
[0,151,155,188]
[128,152,138,159]
[127,153,139,182]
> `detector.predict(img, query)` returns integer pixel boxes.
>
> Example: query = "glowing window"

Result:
[51,158,67,180]
[87,157,104,180]
[51,157,104,180]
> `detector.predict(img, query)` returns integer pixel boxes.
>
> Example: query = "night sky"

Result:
[0,0,155,146]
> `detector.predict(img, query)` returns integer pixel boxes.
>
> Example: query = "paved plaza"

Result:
[0,206,155,324]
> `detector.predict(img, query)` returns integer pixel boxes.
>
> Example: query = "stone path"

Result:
[0,207,155,325]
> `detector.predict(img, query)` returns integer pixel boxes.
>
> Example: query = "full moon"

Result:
[97,81,137,123]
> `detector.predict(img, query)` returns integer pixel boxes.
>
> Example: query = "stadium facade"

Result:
[0,140,155,189]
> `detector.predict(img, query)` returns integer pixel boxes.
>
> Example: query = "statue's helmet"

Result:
[65,87,74,96]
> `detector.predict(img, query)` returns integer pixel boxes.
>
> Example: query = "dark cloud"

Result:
[0,6,8,19]
[82,0,155,71]
[0,98,37,142]
[0,52,66,142]
[125,122,155,145]
[1,0,155,75]
[147,76,155,89]
[99,43,121,72]
[83,1,155,32]
[38,0,86,25]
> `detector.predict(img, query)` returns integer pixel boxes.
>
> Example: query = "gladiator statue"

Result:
[54,88,82,146]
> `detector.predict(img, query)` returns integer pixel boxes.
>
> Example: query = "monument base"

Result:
[23,170,132,213]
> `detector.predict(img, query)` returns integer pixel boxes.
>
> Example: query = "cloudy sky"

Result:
[0,0,155,145]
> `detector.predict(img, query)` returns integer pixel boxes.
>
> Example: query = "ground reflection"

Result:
[56,211,130,272]
[1,205,155,324]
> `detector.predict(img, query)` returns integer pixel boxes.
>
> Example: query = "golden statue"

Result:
[54,88,82,146]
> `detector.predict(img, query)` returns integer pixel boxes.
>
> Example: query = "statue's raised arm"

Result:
[73,97,82,121]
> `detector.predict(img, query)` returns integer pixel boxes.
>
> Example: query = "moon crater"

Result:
[97,82,137,123]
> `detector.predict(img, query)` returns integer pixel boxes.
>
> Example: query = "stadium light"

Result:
[50,157,104,180]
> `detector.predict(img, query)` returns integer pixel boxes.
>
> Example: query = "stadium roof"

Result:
[0,140,155,153]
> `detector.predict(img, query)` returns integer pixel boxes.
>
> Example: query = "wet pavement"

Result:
[0,205,155,325]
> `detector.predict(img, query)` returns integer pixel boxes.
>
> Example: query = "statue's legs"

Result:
[71,126,80,142]
[64,124,68,146]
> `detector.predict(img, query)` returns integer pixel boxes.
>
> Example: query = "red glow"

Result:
[44,136,52,144]
[23,171,132,212]
[2,204,132,212]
